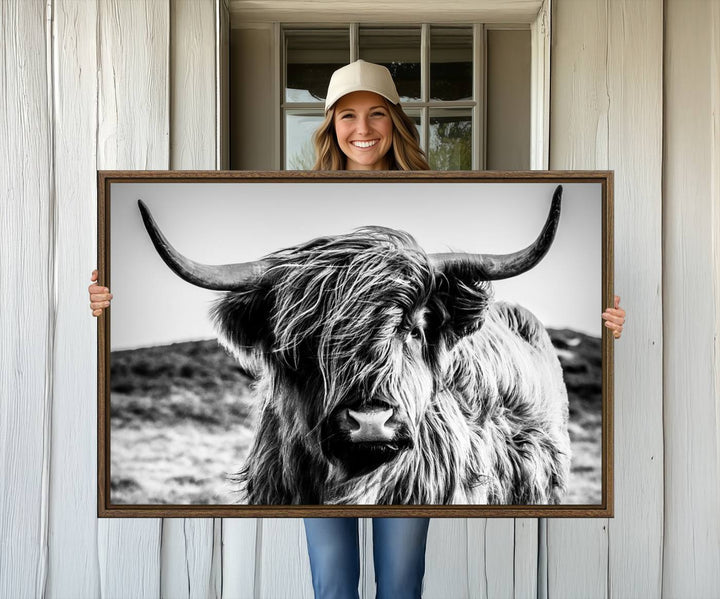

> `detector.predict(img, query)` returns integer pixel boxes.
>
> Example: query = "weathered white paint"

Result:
[605,1,664,597]
[468,519,516,598]
[170,0,217,171]
[0,1,52,598]
[548,0,611,594]
[222,519,257,598]
[96,0,168,594]
[424,519,471,598]
[229,0,543,25]
[162,2,221,596]
[258,519,314,597]
[47,0,101,597]
[530,0,550,170]
[663,0,720,595]
[549,2,665,599]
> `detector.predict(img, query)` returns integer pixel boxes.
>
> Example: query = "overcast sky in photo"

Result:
[109,180,603,350]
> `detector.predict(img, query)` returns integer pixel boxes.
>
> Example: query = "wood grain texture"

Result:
[170,0,216,170]
[0,1,52,597]
[47,1,101,597]
[424,519,470,599]
[663,1,720,595]
[222,519,257,598]
[467,519,516,599]
[257,519,314,598]
[547,1,610,594]
[513,519,539,599]
[606,1,664,597]
[96,0,169,594]
[164,2,220,597]
[161,520,217,599]
[530,0,550,170]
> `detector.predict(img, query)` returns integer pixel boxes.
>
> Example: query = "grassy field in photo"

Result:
[109,329,602,505]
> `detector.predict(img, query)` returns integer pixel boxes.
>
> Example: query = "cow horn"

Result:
[137,199,270,291]
[429,185,562,280]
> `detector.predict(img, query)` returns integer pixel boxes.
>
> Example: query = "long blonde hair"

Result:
[312,100,430,171]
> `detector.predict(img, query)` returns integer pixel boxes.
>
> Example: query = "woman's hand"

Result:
[602,295,626,339]
[89,269,113,317]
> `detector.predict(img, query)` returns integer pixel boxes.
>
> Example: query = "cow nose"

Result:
[346,407,395,442]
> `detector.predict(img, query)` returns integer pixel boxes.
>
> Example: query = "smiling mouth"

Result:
[350,139,379,148]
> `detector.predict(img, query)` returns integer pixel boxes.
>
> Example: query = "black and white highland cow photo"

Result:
[103,174,610,514]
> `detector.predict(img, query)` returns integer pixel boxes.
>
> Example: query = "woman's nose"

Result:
[355,116,371,134]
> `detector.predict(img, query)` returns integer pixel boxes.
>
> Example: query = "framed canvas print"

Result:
[97,170,613,518]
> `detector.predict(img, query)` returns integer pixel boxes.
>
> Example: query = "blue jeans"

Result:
[303,517,430,599]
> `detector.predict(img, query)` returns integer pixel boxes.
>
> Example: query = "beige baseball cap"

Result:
[324,59,400,112]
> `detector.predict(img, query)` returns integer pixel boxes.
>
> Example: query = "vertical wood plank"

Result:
[663,1,720,595]
[548,1,609,595]
[170,0,216,170]
[513,519,538,599]
[217,0,230,170]
[47,0,101,596]
[162,1,220,597]
[465,520,515,599]
[222,519,256,599]
[606,1,664,597]
[258,519,314,598]
[161,520,217,599]
[421,519,470,599]
[0,1,52,597]
[530,0,550,171]
[96,1,169,595]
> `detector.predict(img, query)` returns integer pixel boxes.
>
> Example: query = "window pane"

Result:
[359,27,421,102]
[402,109,423,148]
[430,27,473,101]
[429,109,472,170]
[285,112,324,169]
[286,30,349,103]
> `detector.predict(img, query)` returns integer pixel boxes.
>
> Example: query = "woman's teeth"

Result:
[351,140,378,148]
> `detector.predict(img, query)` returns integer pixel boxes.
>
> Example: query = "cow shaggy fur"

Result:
[210,227,571,505]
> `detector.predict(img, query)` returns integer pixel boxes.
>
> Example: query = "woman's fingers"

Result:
[603,320,623,339]
[89,269,112,316]
[601,312,624,325]
[90,291,113,302]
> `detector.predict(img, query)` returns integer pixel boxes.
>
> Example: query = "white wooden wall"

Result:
[1,0,718,597]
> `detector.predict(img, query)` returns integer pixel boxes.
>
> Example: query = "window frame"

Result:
[281,23,491,171]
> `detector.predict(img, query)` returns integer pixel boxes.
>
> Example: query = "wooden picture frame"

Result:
[97,170,613,518]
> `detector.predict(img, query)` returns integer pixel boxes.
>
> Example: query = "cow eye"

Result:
[407,326,424,342]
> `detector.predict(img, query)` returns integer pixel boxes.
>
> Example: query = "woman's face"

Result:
[333,91,394,170]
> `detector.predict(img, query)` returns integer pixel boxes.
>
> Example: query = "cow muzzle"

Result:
[340,405,396,443]
[322,402,412,478]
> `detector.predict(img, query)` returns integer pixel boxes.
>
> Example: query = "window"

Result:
[283,25,480,170]
[228,23,532,171]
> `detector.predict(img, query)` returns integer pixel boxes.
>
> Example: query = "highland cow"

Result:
[138,185,571,505]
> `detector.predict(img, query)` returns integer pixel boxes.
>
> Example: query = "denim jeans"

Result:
[303,517,430,599]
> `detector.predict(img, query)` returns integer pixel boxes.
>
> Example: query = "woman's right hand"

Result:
[89,269,113,317]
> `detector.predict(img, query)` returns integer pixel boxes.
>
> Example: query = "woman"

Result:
[301,60,433,599]
[88,60,626,599]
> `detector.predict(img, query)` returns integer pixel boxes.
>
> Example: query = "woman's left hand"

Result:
[602,295,626,339]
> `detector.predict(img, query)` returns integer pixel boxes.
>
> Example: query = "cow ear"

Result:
[209,285,274,357]
[433,268,493,340]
